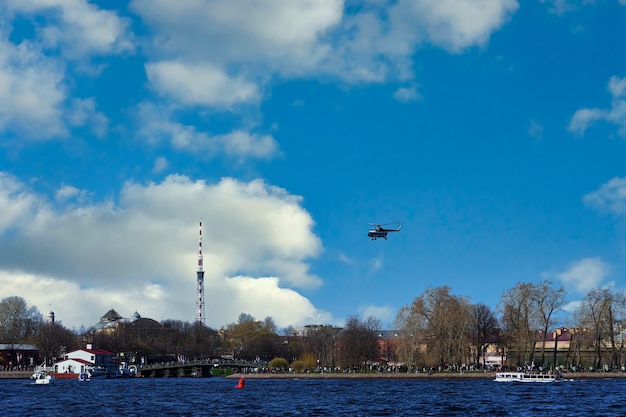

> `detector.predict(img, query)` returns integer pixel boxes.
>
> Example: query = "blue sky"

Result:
[1,0,626,331]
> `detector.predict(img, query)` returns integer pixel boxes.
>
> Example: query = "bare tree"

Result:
[32,321,78,365]
[579,288,609,369]
[499,282,540,367]
[336,316,380,372]
[604,291,626,369]
[394,286,470,369]
[469,303,499,367]
[534,280,566,368]
[262,317,277,334]
[0,296,41,346]
[303,325,339,370]
[577,288,626,370]
[394,304,426,371]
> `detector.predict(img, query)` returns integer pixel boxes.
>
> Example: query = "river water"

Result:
[2,376,623,416]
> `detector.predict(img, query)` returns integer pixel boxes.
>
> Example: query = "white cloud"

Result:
[55,185,80,201]
[55,184,89,204]
[392,0,520,52]
[142,282,165,301]
[67,98,108,137]
[0,1,132,139]
[569,108,607,136]
[556,257,611,294]
[0,173,41,233]
[136,103,279,160]
[358,305,394,324]
[5,0,133,60]
[145,61,261,108]
[0,35,67,138]
[338,253,355,264]
[569,76,626,137]
[0,27,109,140]
[131,0,519,88]
[152,157,169,174]
[540,0,599,15]
[583,177,626,216]
[211,131,280,159]
[608,75,626,96]
[324,0,519,81]
[540,0,576,15]
[226,276,331,326]
[528,119,544,140]
[131,0,342,75]
[372,254,383,271]
[393,85,421,102]
[0,172,327,329]
[562,300,582,313]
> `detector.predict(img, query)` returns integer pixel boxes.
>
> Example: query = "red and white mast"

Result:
[196,220,205,324]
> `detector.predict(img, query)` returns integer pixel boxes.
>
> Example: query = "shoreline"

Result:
[3,370,625,380]
[226,371,626,380]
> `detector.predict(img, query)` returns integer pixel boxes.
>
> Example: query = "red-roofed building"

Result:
[533,328,580,367]
[536,328,575,350]
[53,344,115,379]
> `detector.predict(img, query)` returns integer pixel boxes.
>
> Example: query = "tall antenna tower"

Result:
[196,220,205,324]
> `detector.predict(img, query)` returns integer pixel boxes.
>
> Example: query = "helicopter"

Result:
[368,222,402,240]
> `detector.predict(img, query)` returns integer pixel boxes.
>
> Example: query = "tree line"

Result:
[1,280,625,371]
[393,282,626,371]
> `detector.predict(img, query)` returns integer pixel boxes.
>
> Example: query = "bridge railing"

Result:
[139,359,263,370]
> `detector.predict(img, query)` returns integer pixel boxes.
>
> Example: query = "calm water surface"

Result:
[2,377,624,416]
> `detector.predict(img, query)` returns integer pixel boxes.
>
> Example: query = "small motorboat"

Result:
[32,372,53,385]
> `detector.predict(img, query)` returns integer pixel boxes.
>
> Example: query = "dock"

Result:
[0,371,31,379]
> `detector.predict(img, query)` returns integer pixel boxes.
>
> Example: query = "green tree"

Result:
[290,360,306,372]
[298,352,317,370]
[269,357,289,371]
[221,313,282,360]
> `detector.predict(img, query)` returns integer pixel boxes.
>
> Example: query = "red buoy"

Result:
[235,377,245,389]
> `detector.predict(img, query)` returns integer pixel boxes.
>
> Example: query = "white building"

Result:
[54,357,92,375]
[54,344,115,376]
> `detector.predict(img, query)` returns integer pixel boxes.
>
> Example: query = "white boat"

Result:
[494,372,564,383]
[31,363,54,385]
[31,372,53,385]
